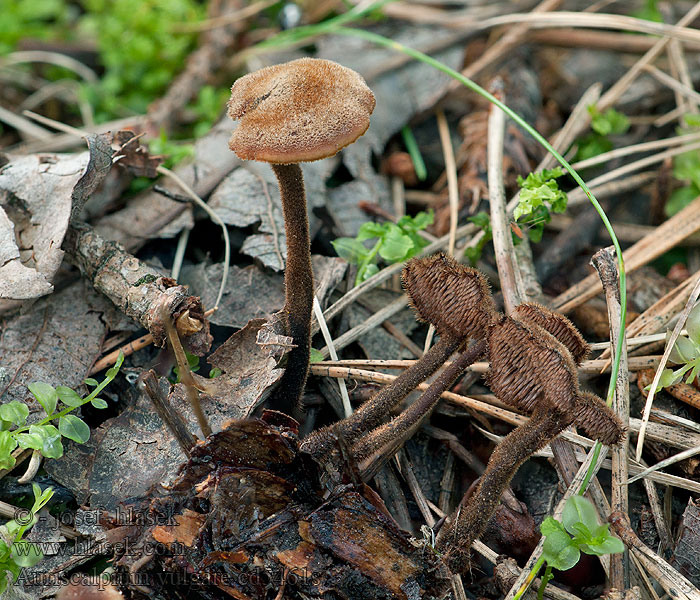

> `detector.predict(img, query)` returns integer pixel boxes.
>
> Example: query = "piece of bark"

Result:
[672,498,700,587]
[63,221,211,355]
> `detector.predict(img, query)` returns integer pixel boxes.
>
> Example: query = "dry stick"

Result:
[571,131,700,172]
[160,303,211,438]
[591,248,629,589]
[669,38,699,114]
[526,27,700,52]
[598,270,700,362]
[643,64,700,107]
[567,140,700,208]
[139,370,196,457]
[316,356,661,375]
[317,296,409,359]
[435,11,700,44]
[610,513,700,600]
[487,81,521,315]
[596,2,700,111]
[467,83,601,258]
[422,109,460,354]
[628,445,700,486]
[549,210,700,246]
[636,277,700,462]
[316,222,476,333]
[313,296,351,417]
[553,198,700,313]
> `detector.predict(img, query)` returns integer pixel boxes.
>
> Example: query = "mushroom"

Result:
[435,305,623,573]
[303,252,496,461]
[227,58,375,407]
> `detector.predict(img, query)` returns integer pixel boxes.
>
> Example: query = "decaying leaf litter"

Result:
[3,1,700,599]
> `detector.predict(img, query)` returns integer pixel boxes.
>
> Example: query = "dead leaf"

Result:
[180,255,347,328]
[0,132,117,300]
[194,317,290,417]
[0,279,119,405]
[111,130,163,178]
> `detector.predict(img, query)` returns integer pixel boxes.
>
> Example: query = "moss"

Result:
[133,274,158,287]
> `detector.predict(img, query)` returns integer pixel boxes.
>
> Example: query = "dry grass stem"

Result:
[636,277,700,461]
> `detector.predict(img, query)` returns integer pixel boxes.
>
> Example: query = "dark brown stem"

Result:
[436,406,572,574]
[272,163,313,409]
[355,339,488,477]
[161,302,211,438]
[302,334,463,460]
[140,371,196,456]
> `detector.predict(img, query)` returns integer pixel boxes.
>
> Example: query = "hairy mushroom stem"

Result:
[272,163,313,408]
[353,338,488,467]
[434,306,623,575]
[436,405,574,573]
[302,334,465,460]
[302,253,498,462]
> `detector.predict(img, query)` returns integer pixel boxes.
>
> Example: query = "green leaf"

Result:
[468,211,491,232]
[83,378,99,387]
[309,348,324,364]
[540,517,566,536]
[332,237,369,264]
[0,402,29,426]
[208,368,222,379]
[10,540,43,568]
[562,496,600,537]
[58,415,90,444]
[56,386,83,407]
[407,210,434,230]
[91,397,108,409]
[377,227,414,262]
[542,529,580,571]
[359,263,379,283]
[357,221,388,241]
[581,535,625,556]
[669,335,699,364]
[0,431,17,471]
[18,425,63,459]
[686,303,700,345]
[575,134,613,161]
[28,382,57,416]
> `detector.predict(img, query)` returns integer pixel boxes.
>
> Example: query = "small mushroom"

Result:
[227,58,375,407]
[303,253,496,461]
[436,306,623,573]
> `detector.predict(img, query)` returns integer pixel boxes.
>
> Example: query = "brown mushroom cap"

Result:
[402,253,498,340]
[513,302,589,364]
[227,58,376,163]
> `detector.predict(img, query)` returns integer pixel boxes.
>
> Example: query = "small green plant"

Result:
[632,0,663,23]
[514,168,568,243]
[538,495,624,600]
[576,105,630,161]
[0,353,123,471]
[464,211,493,265]
[169,350,222,382]
[0,483,54,593]
[78,0,204,119]
[647,302,700,393]
[190,85,230,139]
[332,210,434,286]
[309,348,325,364]
[665,114,700,217]
[148,131,195,169]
